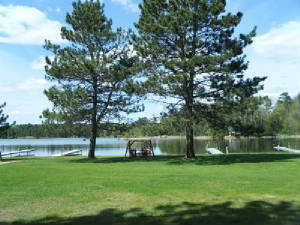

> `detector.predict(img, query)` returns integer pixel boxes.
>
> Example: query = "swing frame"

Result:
[124,139,155,158]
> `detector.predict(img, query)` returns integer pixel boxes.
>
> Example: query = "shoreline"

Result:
[1,135,300,140]
[122,136,212,140]
[122,135,300,140]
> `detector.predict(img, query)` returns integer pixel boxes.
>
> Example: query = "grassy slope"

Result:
[0,153,299,225]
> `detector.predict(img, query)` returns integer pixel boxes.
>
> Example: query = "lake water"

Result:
[0,137,299,157]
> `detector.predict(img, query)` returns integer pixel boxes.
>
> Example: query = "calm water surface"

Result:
[0,137,299,157]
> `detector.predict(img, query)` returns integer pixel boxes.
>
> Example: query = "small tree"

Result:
[43,0,143,158]
[0,102,10,137]
[135,0,266,158]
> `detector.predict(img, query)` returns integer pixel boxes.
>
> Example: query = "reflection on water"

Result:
[0,138,128,157]
[157,138,300,154]
[0,137,299,157]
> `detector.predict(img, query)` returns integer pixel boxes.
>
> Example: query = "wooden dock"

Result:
[53,149,82,157]
[273,146,300,154]
[1,149,35,157]
[206,145,223,154]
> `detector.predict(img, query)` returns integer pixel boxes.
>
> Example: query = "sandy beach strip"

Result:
[0,160,19,166]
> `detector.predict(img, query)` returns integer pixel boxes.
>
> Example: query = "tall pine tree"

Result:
[135,0,266,158]
[43,0,143,158]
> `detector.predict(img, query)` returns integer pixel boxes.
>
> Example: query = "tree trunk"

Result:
[185,119,195,158]
[185,71,195,158]
[88,85,98,159]
[88,118,97,158]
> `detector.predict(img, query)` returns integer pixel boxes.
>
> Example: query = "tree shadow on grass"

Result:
[4,200,300,225]
[69,153,300,166]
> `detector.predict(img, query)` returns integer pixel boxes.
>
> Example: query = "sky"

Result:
[0,0,299,124]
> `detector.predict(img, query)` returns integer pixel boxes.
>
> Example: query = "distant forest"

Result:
[1,92,299,139]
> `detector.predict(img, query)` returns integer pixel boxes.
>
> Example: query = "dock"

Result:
[206,145,223,154]
[273,146,300,154]
[1,149,35,157]
[53,149,82,157]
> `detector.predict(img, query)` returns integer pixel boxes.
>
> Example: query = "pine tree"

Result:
[135,0,266,158]
[43,0,143,158]
[0,102,10,136]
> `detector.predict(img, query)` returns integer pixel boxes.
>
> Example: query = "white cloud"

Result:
[0,5,65,45]
[252,21,300,64]
[248,21,300,99]
[31,56,46,70]
[8,110,20,116]
[258,91,281,99]
[31,56,54,70]
[110,0,139,12]
[56,8,61,13]
[0,78,49,92]
[17,78,48,91]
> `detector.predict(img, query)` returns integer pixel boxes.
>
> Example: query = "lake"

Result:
[0,137,299,157]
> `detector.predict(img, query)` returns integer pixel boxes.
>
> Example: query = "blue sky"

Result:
[0,0,299,124]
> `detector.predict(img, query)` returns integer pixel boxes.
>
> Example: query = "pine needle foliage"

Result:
[134,0,266,157]
[43,0,144,158]
[0,102,10,136]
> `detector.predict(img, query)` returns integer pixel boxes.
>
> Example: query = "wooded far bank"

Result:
[1,92,299,139]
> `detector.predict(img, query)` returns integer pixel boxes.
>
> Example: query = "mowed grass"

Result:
[0,153,299,225]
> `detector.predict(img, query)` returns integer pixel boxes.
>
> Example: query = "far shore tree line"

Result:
[1,0,287,158]
[1,92,299,139]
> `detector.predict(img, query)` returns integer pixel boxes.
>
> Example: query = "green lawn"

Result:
[0,153,299,225]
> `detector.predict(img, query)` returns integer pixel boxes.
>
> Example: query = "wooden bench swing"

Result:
[124,139,155,158]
